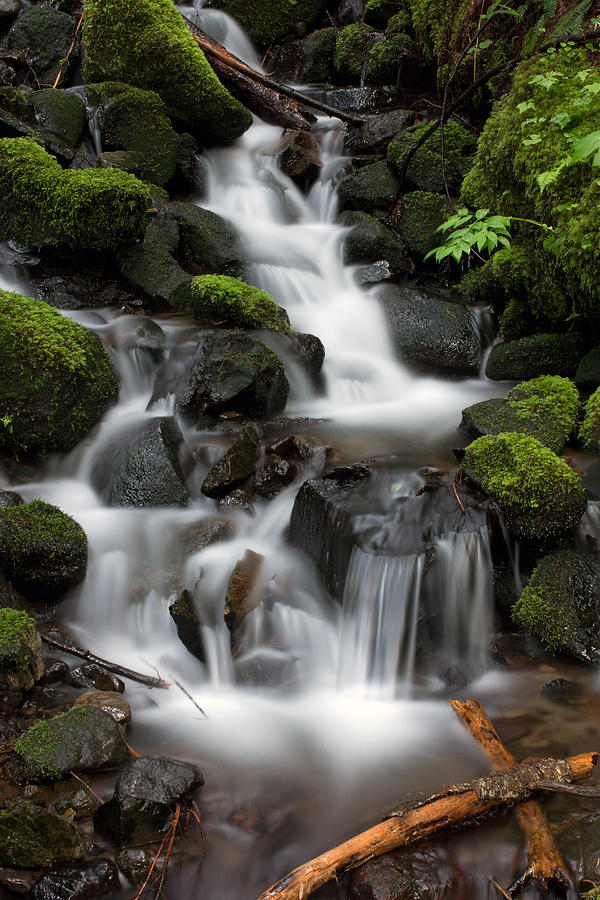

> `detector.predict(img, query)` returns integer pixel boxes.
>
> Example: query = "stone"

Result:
[0,570,25,611]
[94,755,204,846]
[575,349,600,392]
[91,417,189,508]
[40,658,69,685]
[0,608,44,701]
[117,849,160,885]
[29,90,86,148]
[0,0,21,24]
[338,210,412,275]
[387,120,476,194]
[170,202,243,278]
[0,490,23,508]
[15,706,130,782]
[393,190,451,260]
[337,160,398,213]
[65,664,125,693]
[485,334,582,381]
[0,800,85,867]
[541,677,582,704]
[224,549,264,633]
[7,5,75,84]
[73,691,132,725]
[254,454,297,498]
[346,108,415,155]
[270,28,337,84]
[377,284,480,375]
[169,590,204,662]
[30,268,123,311]
[33,860,120,900]
[202,424,261,499]
[349,847,472,899]
[205,0,325,46]
[217,487,254,513]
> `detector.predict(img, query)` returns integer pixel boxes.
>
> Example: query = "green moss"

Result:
[462,432,586,541]
[0,137,150,251]
[0,799,86,867]
[0,608,35,666]
[335,24,382,84]
[395,190,451,258]
[192,275,291,332]
[513,565,579,654]
[15,706,107,781]
[206,0,324,46]
[338,160,399,212]
[579,386,600,451]
[499,297,534,342]
[0,290,118,456]
[82,0,252,143]
[365,0,408,27]
[365,30,415,84]
[507,375,578,450]
[387,120,475,193]
[485,333,582,382]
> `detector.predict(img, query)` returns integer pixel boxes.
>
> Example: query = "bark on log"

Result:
[183,17,365,128]
[256,749,597,900]
[450,699,570,896]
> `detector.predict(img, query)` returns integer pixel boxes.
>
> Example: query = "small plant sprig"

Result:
[424,208,553,264]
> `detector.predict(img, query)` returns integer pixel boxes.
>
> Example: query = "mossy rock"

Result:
[365,28,416,84]
[15,706,130,782]
[0,799,85,867]
[0,138,150,252]
[297,28,337,83]
[170,202,243,278]
[205,0,324,46]
[513,549,600,661]
[337,210,412,274]
[462,432,586,542]
[7,4,74,84]
[88,82,179,185]
[337,160,398,213]
[0,500,87,602]
[579,386,600,452]
[0,607,44,698]
[394,190,451,259]
[575,350,600,393]
[192,275,291,332]
[499,297,534,343]
[82,0,252,144]
[387,120,476,193]
[334,24,383,84]
[485,334,582,381]
[365,0,407,27]
[461,376,580,454]
[0,289,119,456]
[29,89,86,148]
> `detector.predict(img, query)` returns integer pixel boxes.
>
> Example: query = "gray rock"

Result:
[338,210,412,275]
[0,0,21,24]
[170,202,243,278]
[117,848,160,885]
[91,417,189,508]
[0,608,44,701]
[0,490,22,507]
[65,664,125,693]
[485,334,582,381]
[337,160,398,213]
[29,89,86,148]
[255,454,296,498]
[94,755,204,846]
[7,5,75,84]
[270,28,337,84]
[73,690,132,725]
[0,800,85,868]
[346,108,416,154]
[202,424,261,499]
[33,860,120,900]
[377,284,480,375]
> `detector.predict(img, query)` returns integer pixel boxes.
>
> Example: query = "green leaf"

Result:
[523,134,542,146]
[517,100,536,114]
[572,131,600,165]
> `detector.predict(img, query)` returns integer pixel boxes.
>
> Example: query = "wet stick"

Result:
[450,699,571,896]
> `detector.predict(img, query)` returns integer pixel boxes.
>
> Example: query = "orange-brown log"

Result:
[256,751,597,900]
[450,699,570,894]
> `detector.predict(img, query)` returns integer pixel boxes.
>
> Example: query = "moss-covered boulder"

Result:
[365,14,416,84]
[513,549,600,661]
[82,0,252,144]
[575,350,600,393]
[271,28,337,84]
[365,0,406,28]
[192,275,291,332]
[485,333,582,381]
[0,501,87,602]
[462,433,586,542]
[388,120,475,193]
[338,210,413,275]
[89,82,179,185]
[16,706,130,782]
[0,290,118,456]
[29,89,86,148]
[205,0,324,46]
[334,24,383,84]
[337,160,398,213]
[461,375,579,454]
[0,799,85,867]
[171,201,243,278]
[7,4,74,84]
[0,138,150,251]
[393,190,451,259]
[579,386,600,451]
[0,608,44,700]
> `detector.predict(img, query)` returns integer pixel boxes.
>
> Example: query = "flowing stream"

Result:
[2,5,600,897]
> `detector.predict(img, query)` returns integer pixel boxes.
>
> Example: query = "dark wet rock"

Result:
[29,90,86,148]
[33,860,120,900]
[334,23,383,85]
[279,131,321,186]
[40,658,69,685]
[7,5,75,84]
[170,202,243,278]
[65,664,125,693]
[514,549,600,662]
[217,486,254,513]
[225,549,263,634]
[91,417,189,508]
[575,349,600,392]
[235,650,297,688]
[15,706,129,782]
[324,463,370,482]
[73,691,131,725]
[173,133,207,194]
[30,269,123,311]
[103,315,165,356]
[346,108,415,155]
[355,261,391,284]
[202,424,262,499]
[169,590,204,662]
[0,490,23,508]
[205,0,324,46]
[0,571,25,611]
[377,284,480,375]
[23,779,96,821]
[270,28,337,84]
[0,0,21,23]
[338,160,398,213]
[94,755,204,846]
[267,434,311,460]
[0,867,40,894]
[338,0,366,24]
[301,85,400,113]
[117,848,160,885]
[288,333,325,384]
[393,190,451,260]
[0,501,87,603]
[349,847,473,899]
[338,210,412,275]
[485,334,582,381]
[387,121,476,194]
[0,608,44,701]
[255,454,297,499]
[151,331,289,423]
[0,799,85,867]
[542,677,582,704]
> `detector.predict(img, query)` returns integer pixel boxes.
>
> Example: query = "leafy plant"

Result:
[425,208,553,264]
[571,130,600,166]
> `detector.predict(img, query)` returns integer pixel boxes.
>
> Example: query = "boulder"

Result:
[255,453,296,498]
[346,108,415,155]
[485,334,582,381]
[32,860,120,900]
[7,4,74,84]
[0,800,85,868]
[73,690,132,726]
[279,132,322,186]
[377,284,480,375]
[349,847,472,899]
[192,275,290,332]
[462,433,586,543]
[0,608,44,701]
[94,755,204,846]
[579,385,600,451]
[393,190,451,260]
[334,24,383,84]
[91,417,189,508]
[65,664,125,693]
[365,19,416,85]
[575,350,600,392]
[513,549,600,662]
[16,706,130,782]
[0,138,150,252]
[151,331,289,423]
[0,570,25,611]
[202,424,261,499]
[0,0,21,24]
[387,121,476,194]
[117,849,159,885]
[338,210,412,275]
[0,501,87,602]
[82,0,251,143]
[169,590,204,662]
[0,291,118,456]
[270,28,337,84]
[205,0,324,46]
[337,160,398,213]
[224,549,263,634]
[461,375,580,454]
[170,202,243,278]
[29,89,86,148]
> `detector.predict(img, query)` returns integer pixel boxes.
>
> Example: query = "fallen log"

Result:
[183,17,365,128]
[450,699,570,896]
[256,724,596,899]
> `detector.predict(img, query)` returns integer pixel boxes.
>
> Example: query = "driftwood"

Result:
[450,699,570,896]
[256,702,597,900]
[183,17,365,128]
[39,630,169,689]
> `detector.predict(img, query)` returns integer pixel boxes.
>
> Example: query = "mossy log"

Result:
[256,701,597,900]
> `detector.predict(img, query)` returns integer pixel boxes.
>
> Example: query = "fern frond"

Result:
[547,0,593,42]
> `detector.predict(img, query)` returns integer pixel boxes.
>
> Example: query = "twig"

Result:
[39,631,169,689]
[533,780,600,798]
[133,828,170,900]
[452,477,466,512]
[154,802,181,900]
[68,770,104,805]
[52,12,82,88]
[490,878,513,900]
[173,678,208,718]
